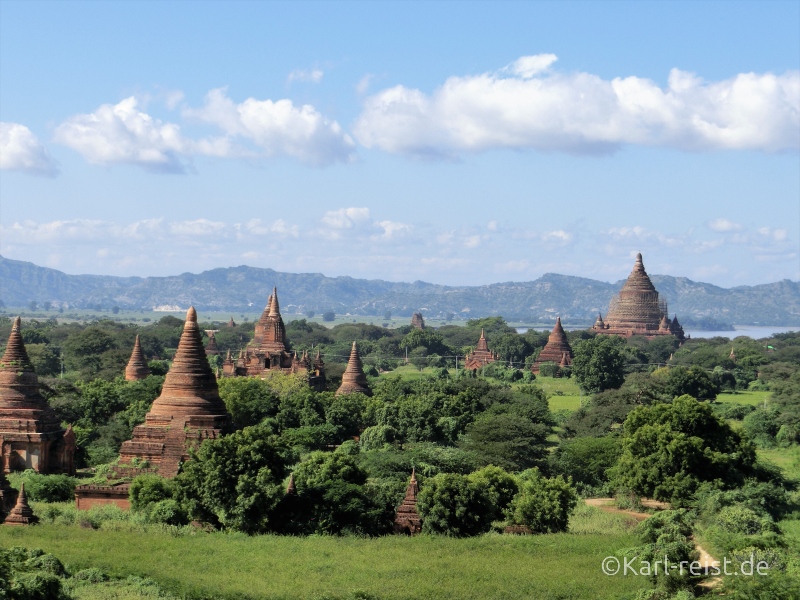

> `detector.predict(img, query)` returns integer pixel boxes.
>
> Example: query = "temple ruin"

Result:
[124,335,151,381]
[394,468,422,535]
[336,342,371,396]
[411,312,425,330]
[118,306,232,478]
[593,253,685,342]
[222,288,325,390]
[463,329,497,371]
[531,317,573,375]
[0,317,75,475]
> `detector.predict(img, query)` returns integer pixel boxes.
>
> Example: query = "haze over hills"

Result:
[1,255,798,326]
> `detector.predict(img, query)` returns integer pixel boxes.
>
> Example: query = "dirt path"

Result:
[584,498,720,574]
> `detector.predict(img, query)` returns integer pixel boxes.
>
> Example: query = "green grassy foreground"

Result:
[0,524,648,600]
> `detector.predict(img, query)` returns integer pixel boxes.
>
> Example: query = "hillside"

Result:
[1,255,798,325]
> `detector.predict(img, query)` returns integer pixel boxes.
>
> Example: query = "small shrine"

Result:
[336,342,371,396]
[3,483,37,526]
[124,335,151,381]
[531,317,573,375]
[394,468,422,535]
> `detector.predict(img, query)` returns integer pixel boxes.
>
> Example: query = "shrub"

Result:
[7,470,76,502]
[129,474,175,511]
[416,472,493,537]
[507,469,577,533]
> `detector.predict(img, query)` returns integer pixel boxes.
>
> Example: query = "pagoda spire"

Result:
[286,472,297,496]
[336,342,371,396]
[269,287,281,317]
[144,307,229,419]
[125,335,151,381]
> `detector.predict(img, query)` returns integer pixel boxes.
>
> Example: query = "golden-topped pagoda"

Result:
[0,317,75,475]
[125,335,151,381]
[594,253,685,341]
[118,307,231,477]
[336,342,371,396]
[222,287,325,390]
[463,329,497,371]
[531,317,573,375]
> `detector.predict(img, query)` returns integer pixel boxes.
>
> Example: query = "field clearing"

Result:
[716,390,771,407]
[535,377,583,412]
[0,525,649,600]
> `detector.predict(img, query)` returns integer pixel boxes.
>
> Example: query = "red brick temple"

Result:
[593,253,685,342]
[125,335,151,381]
[463,329,497,371]
[118,306,231,477]
[394,468,422,535]
[336,342,371,396]
[222,288,325,390]
[531,317,573,375]
[0,317,75,475]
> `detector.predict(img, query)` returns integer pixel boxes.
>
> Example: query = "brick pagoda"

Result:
[3,482,37,526]
[336,342,371,396]
[531,317,573,375]
[594,253,685,341]
[125,335,151,381]
[0,317,75,475]
[463,329,497,371]
[222,288,325,390]
[118,306,231,478]
[394,468,422,535]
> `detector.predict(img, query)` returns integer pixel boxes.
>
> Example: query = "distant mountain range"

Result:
[1,255,798,326]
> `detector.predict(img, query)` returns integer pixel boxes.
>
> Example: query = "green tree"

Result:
[571,336,626,393]
[416,472,493,536]
[322,311,335,322]
[613,396,757,505]
[217,377,279,430]
[661,365,720,401]
[175,423,294,533]
[290,447,388,535]
[507,469,577,533]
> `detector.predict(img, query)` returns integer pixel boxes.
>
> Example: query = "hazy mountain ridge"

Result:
[1,256,798,326]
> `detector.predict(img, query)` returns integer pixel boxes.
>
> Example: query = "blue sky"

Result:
[1,0,798,287]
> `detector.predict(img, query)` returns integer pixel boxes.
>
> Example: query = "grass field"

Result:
[0,523,650,600]
[535,377,583,412]
[716,390,772,407]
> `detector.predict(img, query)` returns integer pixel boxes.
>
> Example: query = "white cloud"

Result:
[54,97,190,172]
[321,207,371,229]
[374,220,412,240]
[0,122,58,176]
[244,218,299,238]
[185,88,355,166]
[288,68,324,83]
[757,226,788,241]
[707,217,743,232]
[354,56,800,156]
[506,54,558,79]
[170,219,227,237]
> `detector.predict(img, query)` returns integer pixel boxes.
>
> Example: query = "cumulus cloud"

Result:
[288,68,324,83]
[707,217,743,232]
[185,88,355,165]
[374,220,412,240]
[321,207,371,229]
[354,55,800,156]
[0,122,58,176]
[54,97,191,172]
